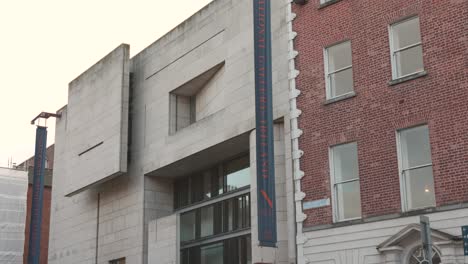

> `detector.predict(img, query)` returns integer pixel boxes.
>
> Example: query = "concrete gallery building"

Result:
[48,0,300,263]
[292,0,468,263]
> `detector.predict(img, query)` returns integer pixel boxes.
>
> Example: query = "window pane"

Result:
[246,236,252,264]
[203,171,212,199]
[219,166,225,195]
[332,142,359,183]
[191,175,204,204]
[405,166,435,210]
[176,95,194,130]
[226,199,234,232]
[392,17,421,49]
[226,238,239,264]
[214,203,223,235]
[180,211,196,242]
[237,197,243,229]
[399,125,432,169]
[395,45,424,77]
[329,68,354,98]
[176,179,189,208]
[327,41,352,72]
[226,156,250,192]
[245,195,250,228]
[200,243,224,264]
[181,249,190,264]
[336,181,361,220]
[200,206,214,237]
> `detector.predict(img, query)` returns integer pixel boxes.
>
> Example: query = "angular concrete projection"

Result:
[65,44,130,196]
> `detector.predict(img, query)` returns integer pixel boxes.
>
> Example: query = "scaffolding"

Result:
[0,168,28,264]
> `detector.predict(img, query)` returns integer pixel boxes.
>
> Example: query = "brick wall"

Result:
[23,185,52,264]
[293,0,468,227]
[17,145,54,170]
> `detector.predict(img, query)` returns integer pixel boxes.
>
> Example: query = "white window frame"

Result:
[329,142,362,222]
[396,125,435,212]
[389,16,424,80]
[323,41,354,100]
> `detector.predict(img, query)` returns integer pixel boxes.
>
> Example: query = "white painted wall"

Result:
[302,209,468,264]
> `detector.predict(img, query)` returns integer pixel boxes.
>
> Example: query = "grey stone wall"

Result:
[49,0,292,263]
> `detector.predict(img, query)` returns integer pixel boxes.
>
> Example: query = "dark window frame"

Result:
[180,193,251,245]
[174,153,250,210]
[180,235,251,264]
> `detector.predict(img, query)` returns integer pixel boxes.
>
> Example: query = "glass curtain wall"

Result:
[176,155,252,264]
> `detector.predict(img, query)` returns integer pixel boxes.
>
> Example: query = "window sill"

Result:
[318,0,342,9]
[388,71,427,86]
[323,92,356,105]
[333,217,362,224]
[303,203,468,232]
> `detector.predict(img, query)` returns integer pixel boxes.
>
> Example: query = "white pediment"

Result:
[378,224,457,251]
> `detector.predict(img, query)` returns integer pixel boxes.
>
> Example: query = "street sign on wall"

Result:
[253,0,277,248]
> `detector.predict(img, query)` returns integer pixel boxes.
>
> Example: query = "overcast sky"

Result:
[0,0,213,167]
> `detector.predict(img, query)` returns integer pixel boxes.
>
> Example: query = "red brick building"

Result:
[18,145,54,264]
[291,0,467,263]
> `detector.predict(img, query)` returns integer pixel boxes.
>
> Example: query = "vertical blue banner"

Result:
[28,126,47,264]
[253,0,277,247]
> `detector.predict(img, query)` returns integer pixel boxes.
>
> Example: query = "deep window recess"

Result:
[389,17,425,79]
[330,142,362,221]
[174,155,250,209]
[324,41,354,100]
[109,258,126,264]
[179,193,251,243]
[397,125,435,211]
[181,235,252,264]
[170,93,196,133]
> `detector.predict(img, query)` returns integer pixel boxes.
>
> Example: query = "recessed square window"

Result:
[324,41,354,100]
[169,94,196,133]
[389,17,425,79]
